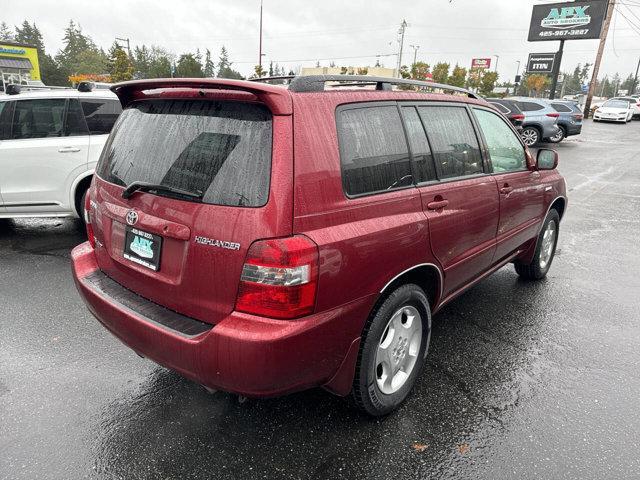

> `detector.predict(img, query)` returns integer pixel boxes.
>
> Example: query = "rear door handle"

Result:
[58,147,81,153]
[426,200,449,210]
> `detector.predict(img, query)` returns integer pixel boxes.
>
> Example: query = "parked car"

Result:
[593,99,635,123]
[610,96,640,119]
[548,100,584,142]
[0,83,121,219]
[487,98,525,131]
[507,97,562,147]
[71,76,567,416]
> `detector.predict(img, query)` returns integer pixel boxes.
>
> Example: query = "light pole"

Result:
[493,55,500,73]
[409,45,420,69]
[396,19,408,78]
[514,60,521,95]
[258,0,264,76]
[115,37,130,57]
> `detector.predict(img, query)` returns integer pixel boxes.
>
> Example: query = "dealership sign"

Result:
[528,1,609,41]
[471,58,491,70]
[527,53,557,73]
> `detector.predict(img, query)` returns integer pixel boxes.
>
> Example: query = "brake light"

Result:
[512,114,525,120]
[236,235,319,319]
[84,193,95,248]
[546,113,560,118]
[573,113,584,120]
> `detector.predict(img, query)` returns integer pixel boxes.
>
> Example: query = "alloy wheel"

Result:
[522,128,539,146]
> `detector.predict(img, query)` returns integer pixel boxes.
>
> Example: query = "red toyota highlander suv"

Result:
[72,76,566,416]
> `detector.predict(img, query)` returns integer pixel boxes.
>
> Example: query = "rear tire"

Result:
[521,126,540,147]
[351,284,431,416]
[515,209,560,280]
[79,189,88,223]
[549,126,565,143]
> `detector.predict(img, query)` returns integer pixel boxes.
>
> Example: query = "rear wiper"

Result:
[122,181,203,200]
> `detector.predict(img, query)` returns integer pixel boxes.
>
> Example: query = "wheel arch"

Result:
[549,196,566,220]
[379,263,443,312]
[71,173,93,218]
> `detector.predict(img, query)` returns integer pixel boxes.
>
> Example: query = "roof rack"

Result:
[289,75,480,98]
[5,84,72,95]
[5,81,113,95]
[249,75,295,85]
[250,75,479,98]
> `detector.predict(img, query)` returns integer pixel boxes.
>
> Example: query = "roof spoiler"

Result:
[109,78,293,115]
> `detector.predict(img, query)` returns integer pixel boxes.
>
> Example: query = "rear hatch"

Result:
[89,80,293,325]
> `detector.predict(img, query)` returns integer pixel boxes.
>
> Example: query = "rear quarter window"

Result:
[551,103,572,113]
[97,99,272,207]
[81,98,122,134]
[337,105,413,197]
[490,102,510,114]
[517,101,545,112]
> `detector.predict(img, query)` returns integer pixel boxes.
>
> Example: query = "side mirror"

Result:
[536,149,558,170]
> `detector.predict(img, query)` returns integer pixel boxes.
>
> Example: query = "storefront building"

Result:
[0,41,41,91]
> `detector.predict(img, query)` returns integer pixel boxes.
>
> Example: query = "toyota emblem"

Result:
[126,210,138,226]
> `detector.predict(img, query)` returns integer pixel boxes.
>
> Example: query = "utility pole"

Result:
[584,0,616,117]
[631,56,640,95]
[410,44,420,69]
[396,19,408,78]
[115,37,131,57]
[258,0,264,77]
[549,40,564,100]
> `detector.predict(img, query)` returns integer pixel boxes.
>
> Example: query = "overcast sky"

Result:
[5,0,640,81]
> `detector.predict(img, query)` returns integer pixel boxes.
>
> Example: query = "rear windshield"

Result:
[97,99,272,207]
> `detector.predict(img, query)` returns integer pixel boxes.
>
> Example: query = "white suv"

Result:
[0,84,121,219]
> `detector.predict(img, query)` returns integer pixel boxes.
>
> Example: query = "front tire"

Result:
[515,209,560,280]
[352,284,431,416]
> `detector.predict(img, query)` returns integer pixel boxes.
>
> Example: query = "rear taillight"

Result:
[84,193,95,248]
[546,113,560,118]
[512,114,525,120]
[573,113,584,121]
[236,235,319,319]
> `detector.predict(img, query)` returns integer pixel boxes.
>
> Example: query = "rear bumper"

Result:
[542,124,561,139]
[72,242,373,397]
[565,123,582,136]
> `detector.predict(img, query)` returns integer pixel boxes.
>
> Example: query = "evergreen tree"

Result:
[203,48,215,77]
[175,53,204,77]
[1,22,14,41]
[14,20,64,85]
[217,46,243,79]
[55,20,107,79]
[110,46,134,82]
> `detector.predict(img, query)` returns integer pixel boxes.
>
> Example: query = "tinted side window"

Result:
[401,106,436,183]
[418,106,483,179]
[65,99,89,136]
[81,99,122,135]
[0,101,14,140]
[551,103,572,113]
[517,101,544,112]
[490,102,510,114]
[338,105,412,196]
[474,108,526,173]
[12,99,66,139]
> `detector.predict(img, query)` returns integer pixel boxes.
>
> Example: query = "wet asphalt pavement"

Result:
[1,119,640,480]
